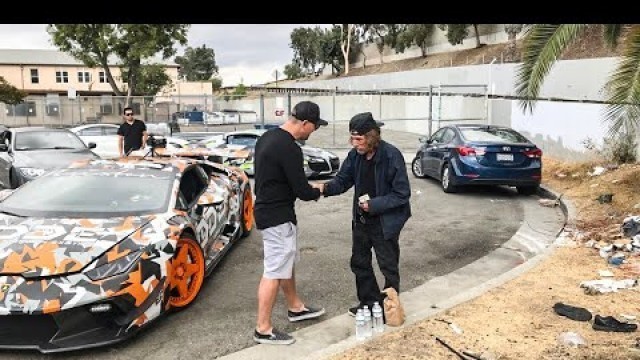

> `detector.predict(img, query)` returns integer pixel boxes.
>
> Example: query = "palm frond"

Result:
[515,24,589,113]
[603,24,623,48]
[603,25,640,136]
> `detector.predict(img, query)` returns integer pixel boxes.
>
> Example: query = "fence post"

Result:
[428,85,433,137]
[287,92,292,116]
[259,93,265,127]
[332,86,337,146]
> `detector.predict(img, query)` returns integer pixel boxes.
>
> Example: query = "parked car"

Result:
[411,124,542,194]
[0,156,253,353]
[172,131,225,146]
[212,129,340,178]
[0,127,99,189]
[70,123,189,159]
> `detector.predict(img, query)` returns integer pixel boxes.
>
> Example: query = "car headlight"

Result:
[18,167,45,178]
[86,249,143,281]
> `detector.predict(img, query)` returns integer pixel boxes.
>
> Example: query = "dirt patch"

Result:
[328,156,640,360]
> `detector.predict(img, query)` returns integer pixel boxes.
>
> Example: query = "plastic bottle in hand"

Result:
[372,301,384,333]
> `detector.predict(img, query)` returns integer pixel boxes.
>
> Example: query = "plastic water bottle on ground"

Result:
[372,301,384,333]
[363,305,373,338]
[355,308,366,341]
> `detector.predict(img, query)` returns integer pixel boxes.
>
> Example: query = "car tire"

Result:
[517,185,539,196]
[411,157,426,178]
[168,232,205,311]
[441,162,458,193]
[240,185,254,238]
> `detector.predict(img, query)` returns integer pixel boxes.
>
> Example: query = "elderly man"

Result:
[318,112,411,317]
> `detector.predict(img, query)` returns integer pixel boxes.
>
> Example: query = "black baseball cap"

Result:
[349,112,384,135]
[292,101,328,127]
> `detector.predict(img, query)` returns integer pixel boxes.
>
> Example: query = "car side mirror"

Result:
[418,136,427,144]
[88,142,97,149]
[0,144,7,152]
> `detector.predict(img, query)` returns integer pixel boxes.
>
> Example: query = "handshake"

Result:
[311,182,326,195]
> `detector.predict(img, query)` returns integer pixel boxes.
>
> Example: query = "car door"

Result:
[0,130,13,188]
[432,128,457,179]
[422,128,446,177]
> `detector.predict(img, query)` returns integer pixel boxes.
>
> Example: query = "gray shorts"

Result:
[261,222,299,279]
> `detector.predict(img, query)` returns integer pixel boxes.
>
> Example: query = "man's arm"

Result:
[323,151,355,197]
[117,135,124,157]
[141,131,148,149]
[367,150,411,215]
[282,142,321,201]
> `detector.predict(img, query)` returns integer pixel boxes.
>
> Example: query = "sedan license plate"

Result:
[496,153,514,162]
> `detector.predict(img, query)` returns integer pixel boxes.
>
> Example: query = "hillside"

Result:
[268,25,623,88]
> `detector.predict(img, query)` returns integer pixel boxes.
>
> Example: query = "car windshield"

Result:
[460,127,530,143]
[15,130,87,150]
[0,168,174,217]
[227,135,258,147]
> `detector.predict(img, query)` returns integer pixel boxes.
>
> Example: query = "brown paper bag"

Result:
[382,287,405,327]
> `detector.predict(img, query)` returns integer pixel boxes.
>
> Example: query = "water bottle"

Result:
[355,308,366,341]
[363,305,373,338]
[372,301,384,333]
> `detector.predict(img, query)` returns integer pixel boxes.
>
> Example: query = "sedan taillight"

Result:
[524,148,543,158]
[457,146,477,156]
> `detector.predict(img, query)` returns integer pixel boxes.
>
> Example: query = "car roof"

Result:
[69,156,206,173]
[71,123,118,131]
[9,126,73,133]
[225,129,267,137]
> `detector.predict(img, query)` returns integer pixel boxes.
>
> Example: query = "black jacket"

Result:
[324,140,411,239]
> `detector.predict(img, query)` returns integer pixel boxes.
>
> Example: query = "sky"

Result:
[0,24,331,87]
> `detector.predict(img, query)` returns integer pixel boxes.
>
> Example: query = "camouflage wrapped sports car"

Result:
[0,156,254,352]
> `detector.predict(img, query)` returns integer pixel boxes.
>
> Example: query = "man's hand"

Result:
[359,200,370,212]
[311,182,325,193]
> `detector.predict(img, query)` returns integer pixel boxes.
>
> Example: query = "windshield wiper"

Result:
[38,146,79,150]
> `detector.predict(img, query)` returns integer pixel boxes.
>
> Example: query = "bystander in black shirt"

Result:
[117,119,146,154]
[254,128,321,229]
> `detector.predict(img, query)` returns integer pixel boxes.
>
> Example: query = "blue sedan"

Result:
[411,124,542,194]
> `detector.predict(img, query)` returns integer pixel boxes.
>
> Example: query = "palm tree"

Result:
[515,24,639,136]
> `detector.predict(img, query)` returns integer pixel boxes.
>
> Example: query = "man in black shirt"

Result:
[117,106,148,157]
[252,101,328,345]
[319,112,411,319]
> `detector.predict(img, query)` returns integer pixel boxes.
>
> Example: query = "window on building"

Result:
[55,71,69,83]
[30,69,39,84]
[78,71,91,83]
[99,71,107,83]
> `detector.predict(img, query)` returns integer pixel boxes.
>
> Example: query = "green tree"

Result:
[47,24,189,105]
[290,26,324,75]
[514,24,637,137]
[438,24,469,45]
[284,62,304,80]
[211,76,222,92]
[360,24,407,64]
[397,24,435,57]
[233,83,247,98]
[174,44,219,81]
[121,64,171,97]
[0,77,27,105]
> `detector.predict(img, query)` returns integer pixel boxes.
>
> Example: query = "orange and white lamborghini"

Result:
[0,156,253,353]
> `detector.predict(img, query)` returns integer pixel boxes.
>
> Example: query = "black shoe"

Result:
[553,302,592,322]
[288,305,326,322]
[348,303,365,317]
[593,315,638,332]
[253,328,296,345]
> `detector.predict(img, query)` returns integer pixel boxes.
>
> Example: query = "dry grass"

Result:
[330,156,640,360]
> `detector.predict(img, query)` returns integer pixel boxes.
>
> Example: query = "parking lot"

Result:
[0,162,529,359]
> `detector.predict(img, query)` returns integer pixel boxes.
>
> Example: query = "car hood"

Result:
[13,149,99,169]
[301,145,337,159]
[155,146,251,159]
[0,215,154,278]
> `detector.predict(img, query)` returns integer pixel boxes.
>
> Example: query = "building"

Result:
[0,49,211,126]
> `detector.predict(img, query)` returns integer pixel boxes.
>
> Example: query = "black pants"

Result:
[351,220,400,307]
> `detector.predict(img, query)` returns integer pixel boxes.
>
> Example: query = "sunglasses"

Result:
[124,113,133,116]
[305,120,320,130]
